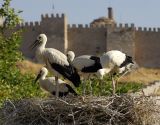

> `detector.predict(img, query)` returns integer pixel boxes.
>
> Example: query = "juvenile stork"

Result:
[35,67,78,97]
[67,51,103,95]
[31,34,80,97]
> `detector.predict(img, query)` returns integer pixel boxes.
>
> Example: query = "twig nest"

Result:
[0,95,159,125]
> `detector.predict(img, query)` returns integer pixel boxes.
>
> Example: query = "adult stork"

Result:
[35,67,78,97]
[100,50,135,75]
[99,50,135,94]
[67,51,103,95]
[31,34,80,97]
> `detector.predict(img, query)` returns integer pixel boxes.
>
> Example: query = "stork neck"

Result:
[38,43,45,51]
[40,74,46,80]
[36,44,45,57]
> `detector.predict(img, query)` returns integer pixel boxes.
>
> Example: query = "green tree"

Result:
[0,0,24,84]
[0,0,22,31]
[0,0,45,105]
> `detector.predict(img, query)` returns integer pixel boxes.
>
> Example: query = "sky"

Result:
[1,0,160,28]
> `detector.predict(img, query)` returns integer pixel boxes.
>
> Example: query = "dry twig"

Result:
[0,95,159,125]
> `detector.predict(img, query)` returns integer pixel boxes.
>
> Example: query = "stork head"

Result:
[31,34,47,49]
[67,51,75,62]
[34,67,48,83]
[118,55,138,74]
[124,56,135,70]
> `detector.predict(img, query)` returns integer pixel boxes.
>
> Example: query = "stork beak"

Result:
[30,39,39,50]
[34,73,41,83]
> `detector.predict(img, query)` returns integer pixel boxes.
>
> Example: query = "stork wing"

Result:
[72,55,95,70]
[90,56,101,63]
[49,62,81,87]
[44,48,80,87]
[44,48,69,66]
[73,55,102,73]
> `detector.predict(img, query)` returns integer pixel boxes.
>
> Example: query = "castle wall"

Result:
[107,24,135,57]
[19,14,66,60]
[135,28,160,67]
[18,21,41,59]
[16,12,160,68]
[68,24,107,56]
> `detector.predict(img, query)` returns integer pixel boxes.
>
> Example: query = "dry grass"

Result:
[157,88,160,95]
[119,68,160,84]
[16,60,160,84]
[16,60,43,74]
[0,95,159,125]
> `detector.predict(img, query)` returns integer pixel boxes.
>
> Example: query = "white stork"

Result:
[100,50,135,75]
[35,67,78,97]
[99,50,135,94]
[67,51,103,95]
[67,50,135,95]
[31,34,80,97]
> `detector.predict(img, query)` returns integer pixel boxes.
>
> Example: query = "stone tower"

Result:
[90,7,115,26]
[108,7,113,19]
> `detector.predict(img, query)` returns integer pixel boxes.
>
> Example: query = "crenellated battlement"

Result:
[67,23,110,29]
[135,27,160,32]
[16,13,66,29]
[16,21,41,29]
[41,13,65,20]
[113,23,160,33]
[114,23,135,30]
[68,23,136,30]
[16,12,160,34]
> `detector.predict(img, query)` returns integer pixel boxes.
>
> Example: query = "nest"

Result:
[0,95,159,125]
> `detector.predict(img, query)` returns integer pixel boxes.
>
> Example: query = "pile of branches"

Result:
[0,95,159,125]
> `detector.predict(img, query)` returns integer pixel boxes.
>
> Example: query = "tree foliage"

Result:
[0,0,45,105]
[0,0,22,30]
[0,0,23,84]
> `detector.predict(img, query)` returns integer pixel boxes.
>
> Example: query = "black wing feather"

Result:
[65,84,78,96]
[50,62,81,87]
[81,56,102,73]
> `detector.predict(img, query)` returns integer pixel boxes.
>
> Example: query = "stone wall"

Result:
[68,24,107,56]
[15,13,160,68]
[135,28,160,68]
[107,24,135,57]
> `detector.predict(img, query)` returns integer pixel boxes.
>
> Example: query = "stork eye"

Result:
[39,70,42,74]
[39,37,42,40]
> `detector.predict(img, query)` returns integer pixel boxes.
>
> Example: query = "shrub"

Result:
[0,0,46,105]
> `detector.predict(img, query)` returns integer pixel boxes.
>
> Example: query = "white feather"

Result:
[39,78,68,93]
[67,51,75,62]
[37,67,70,93]
[44,48,69,66]
[100,50,126,68]
[72,55,96,71]
[99,50,134,75]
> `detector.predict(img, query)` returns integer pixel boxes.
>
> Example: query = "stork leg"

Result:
[89,80,92,96]
[88,75,92,96]
[99,79,104,96]
[111,75,116,95]
[55,76,59,98]
[82,79,86,96]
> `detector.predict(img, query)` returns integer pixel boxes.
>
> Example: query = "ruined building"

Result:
[16,8,160,68]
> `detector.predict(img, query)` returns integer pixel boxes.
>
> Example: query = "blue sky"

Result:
[3,0,160,28]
